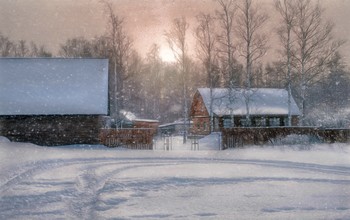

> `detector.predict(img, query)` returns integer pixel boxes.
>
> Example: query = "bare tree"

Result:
[292,0,344,124]
[213,0,242,128]
[236,0,268,89]
[29,42,52,57]
[195,13,220,132]
[0,33,14,57]
[0,33,51,58]
[236,0,268,126]
[264,62,284,88]
[165,17,190,143]
[15,40,29,57]
[59,37,92,58]
[102,1,133,121]
[215,0,239,88]
[123,49,144,115]
[90,35,111,58]
[275,0,297,126]
[144,44,163,119]
[216,0,242,128]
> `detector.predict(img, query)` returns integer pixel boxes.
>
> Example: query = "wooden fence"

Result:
[99,128,155,149]
[221,127,350,149]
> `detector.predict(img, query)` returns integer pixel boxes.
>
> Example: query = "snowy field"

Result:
[0,135,350,220]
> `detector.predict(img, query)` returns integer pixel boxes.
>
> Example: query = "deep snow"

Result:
[0,136,349,219]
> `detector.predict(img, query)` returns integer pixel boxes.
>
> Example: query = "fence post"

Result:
[191,136,199,151]
[163,134,172,151]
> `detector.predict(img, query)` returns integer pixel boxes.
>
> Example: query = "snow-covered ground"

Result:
[0,135,350,219]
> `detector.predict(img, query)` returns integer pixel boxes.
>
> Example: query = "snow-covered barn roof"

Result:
[197,88,301,116]
[0,58,108,115]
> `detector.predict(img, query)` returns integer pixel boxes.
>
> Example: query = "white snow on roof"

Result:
[159,120,193,128]
[120,110,137,121]
[0,58,108,115]
[120,110,158,123]
[133,119,159,123]
[197,88,301,116]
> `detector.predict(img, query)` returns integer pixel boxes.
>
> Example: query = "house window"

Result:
[240,119,247,127]
[282,117,288,126]
[197,123,200,130]
[203,122,207,130]
[223,118,233,128]
[255,117,266,127]
[269,117,280,127]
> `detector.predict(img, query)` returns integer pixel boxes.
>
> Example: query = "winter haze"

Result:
[1,1,350,219]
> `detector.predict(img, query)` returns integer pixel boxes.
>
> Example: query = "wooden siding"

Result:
[133,120,159,133]
[190,91,209,117]
[191,117,211,135]
[99,128,154,149]
[0,115,103,146]
[190,91,210,135]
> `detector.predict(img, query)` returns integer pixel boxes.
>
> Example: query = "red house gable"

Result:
[190,91,211,135]
[190,91,209,117]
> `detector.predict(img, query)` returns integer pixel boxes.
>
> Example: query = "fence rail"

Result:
[99,128,154,149]
[221,127,350,149]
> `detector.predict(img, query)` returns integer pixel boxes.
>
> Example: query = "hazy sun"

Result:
[159,47,176,63]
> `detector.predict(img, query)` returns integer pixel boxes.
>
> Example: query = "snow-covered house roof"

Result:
[0,58,108,115]
[119,110,159,123]
[197,88,301,116]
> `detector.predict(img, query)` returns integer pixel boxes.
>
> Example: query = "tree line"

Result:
[0,34,52,57]
[1,0,349,127]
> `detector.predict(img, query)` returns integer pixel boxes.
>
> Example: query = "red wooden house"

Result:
[190,88,301,135]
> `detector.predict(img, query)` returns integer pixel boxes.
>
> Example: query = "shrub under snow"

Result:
[304,107,350,128]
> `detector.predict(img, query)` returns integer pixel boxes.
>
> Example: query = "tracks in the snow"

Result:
[1,156,350,193]
[0,156,350,219]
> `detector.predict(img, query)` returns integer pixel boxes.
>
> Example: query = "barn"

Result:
[0,58,109,146]
[190,88,301,135]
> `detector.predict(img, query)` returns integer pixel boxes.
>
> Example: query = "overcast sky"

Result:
[1,0,350,63]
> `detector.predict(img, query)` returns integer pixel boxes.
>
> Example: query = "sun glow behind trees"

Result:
[159,46,176,63]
